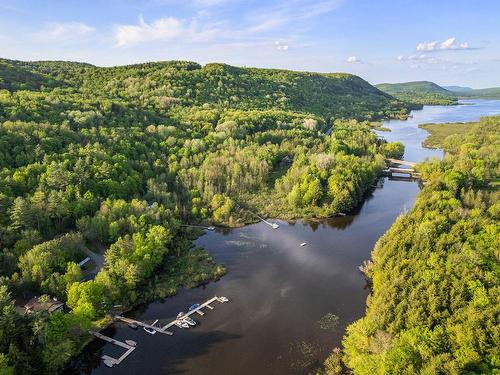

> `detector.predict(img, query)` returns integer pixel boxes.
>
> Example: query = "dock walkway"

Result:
[115,316,173,335]
[89,331,136,367]
[161,296,225,331]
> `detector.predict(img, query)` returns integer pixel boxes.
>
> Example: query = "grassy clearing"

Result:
[419,122,476,148]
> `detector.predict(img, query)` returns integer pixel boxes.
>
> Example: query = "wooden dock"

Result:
[115,316,173,335]
[161,296,227,331]
[89,331,136,367]
[90,296,228,368]
[249,212,279,229]
[181,224,216,231]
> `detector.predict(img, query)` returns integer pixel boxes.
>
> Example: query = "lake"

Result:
[68,99,500,375]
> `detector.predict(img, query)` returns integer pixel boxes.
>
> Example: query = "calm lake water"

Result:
[68,99,500,375]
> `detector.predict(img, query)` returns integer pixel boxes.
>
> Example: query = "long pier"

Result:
[247,211,279,229]
[181,224,216,231]
[114,316,173,335]
[161,296,226,331]
[89,331,136,367]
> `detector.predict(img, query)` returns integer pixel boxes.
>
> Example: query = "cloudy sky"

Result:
[1,0,499,87]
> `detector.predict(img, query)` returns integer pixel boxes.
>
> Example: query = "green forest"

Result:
[337,116,499,374]
[0,58,409,374]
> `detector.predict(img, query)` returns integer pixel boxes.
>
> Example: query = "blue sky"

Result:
[1,0,499,87]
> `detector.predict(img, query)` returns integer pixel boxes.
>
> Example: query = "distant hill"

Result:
[443,85,473,93]
[445,85,500,99]
[375,81,457,105]
[0,58,410,120]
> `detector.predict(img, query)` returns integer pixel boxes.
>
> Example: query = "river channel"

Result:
[68,99,500,375]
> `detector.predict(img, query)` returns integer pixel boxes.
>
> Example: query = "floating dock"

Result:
[89,331,136,367]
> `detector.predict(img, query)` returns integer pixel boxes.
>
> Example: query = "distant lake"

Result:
[67,99,500,375]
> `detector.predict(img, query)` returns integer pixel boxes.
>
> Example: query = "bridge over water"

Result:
[384,159,420,178]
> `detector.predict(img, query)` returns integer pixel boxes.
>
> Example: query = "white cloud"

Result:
[114,15,217,47]
[36,22,95,42]
[397,54,439,64]
[346,55,359,63]
[440,37,469,50]
[194,0,229,5]
[247,0,342,33]
[275,40,289,51]
[416,37,471,51]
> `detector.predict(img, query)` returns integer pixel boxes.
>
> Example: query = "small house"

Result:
[24,296,64,314]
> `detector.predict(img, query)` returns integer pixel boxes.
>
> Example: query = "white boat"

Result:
[125,339,137,347]
[218,296,229,303]
[207,226,215,231]
[271,222,279,229]
[300,242,307,247]
[176,320,190,329]
[143,319,159,335]
[182,317,196,326]
[103,359,115,368]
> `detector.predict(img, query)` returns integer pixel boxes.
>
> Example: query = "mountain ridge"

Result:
[0,58,410,120]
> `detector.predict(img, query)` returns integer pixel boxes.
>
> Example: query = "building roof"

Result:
[24,296,64,314]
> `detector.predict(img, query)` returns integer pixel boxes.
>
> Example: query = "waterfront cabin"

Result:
[24,296,64,314]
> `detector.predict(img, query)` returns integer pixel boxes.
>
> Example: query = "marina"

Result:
[90,296,229,368]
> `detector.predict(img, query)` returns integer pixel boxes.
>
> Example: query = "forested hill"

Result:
[444,85,500,99]
[0,58,409,120]
[376,81,458,105]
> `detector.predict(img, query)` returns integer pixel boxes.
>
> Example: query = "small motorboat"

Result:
[271,222,279,229]
[207,226,215,231]
[143,319,159,335]
[218,296,229,303]
[175,320,190,329]
[125,340,137,347]
[103,359,115,368]
[300,242,307,247]
[188,303,200,311]
[182,317,196,326]
[128,322,138,329]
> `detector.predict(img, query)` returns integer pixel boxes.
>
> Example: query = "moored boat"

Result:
[183,317,196,326]
[143,319,159,335]
[188,303,200,311]
[179,321,190,328]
